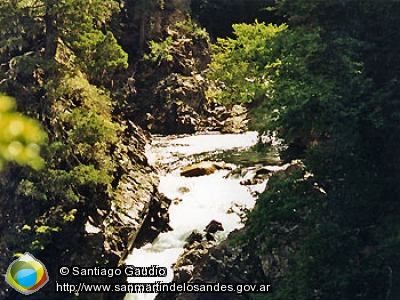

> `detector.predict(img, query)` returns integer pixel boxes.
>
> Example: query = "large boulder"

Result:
[180,161,230,177]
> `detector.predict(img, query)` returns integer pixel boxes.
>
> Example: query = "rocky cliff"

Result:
[0,52,170,300]
[0,116,170,300]
[122,1,248,134]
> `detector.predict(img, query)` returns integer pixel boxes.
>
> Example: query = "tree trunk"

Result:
[44,3,57,59]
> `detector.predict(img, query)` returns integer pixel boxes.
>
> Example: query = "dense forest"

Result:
[1,0,399,299]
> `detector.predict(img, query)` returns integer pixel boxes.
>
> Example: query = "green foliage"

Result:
[72,164,112,187]
[46,0,119,36]
[175,18,209,40]
[2,68,120,266]
[0,1,130,298]
[144,36,174,64]
[246,168,325,251]
[47,72,114,113]
[64,108,117,145]
[0,5,26,54]
[71,30,128,86]
[207,21,287,104]
[53,0,127,85]
[214,1,400,299]
[12,71,119,254]
[0,94,45,169]
[144,16,210,69]
[0,0,126,87]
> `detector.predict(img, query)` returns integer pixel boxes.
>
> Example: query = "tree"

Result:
[0,2,127,299]
[209,1,400,299]
[0,0,127,88]
[207,21,287,105]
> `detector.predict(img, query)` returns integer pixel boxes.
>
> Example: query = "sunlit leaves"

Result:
[144,36,174,64]
[0,94,45,169]
[207,21,287,104]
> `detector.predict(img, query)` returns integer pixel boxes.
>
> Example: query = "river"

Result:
[124,131,278,300]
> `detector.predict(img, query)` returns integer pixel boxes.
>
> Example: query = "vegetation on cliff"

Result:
[207,1,400,299]
[1,1,137,299]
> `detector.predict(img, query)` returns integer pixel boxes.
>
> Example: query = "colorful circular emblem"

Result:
[5,252,49,295]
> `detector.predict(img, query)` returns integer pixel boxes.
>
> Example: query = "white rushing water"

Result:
[124,131,266,300]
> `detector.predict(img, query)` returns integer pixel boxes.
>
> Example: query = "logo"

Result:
[5,252,49,295]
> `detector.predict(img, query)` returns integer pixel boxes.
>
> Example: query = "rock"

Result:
[175,265,193,282]
[173,197,183,205]
[221,116,248,134]
[180,161,229,177]
[205,220,224,234]
[156,229,268,300]
[204,220,224,241]
[226,202,246,220]
[205,233,215,241]
[223,167,249,179]
[177,186,190,193]
[130,193,173,249]
[240,178,262,185]
[0,119,168,298]
[185,230,204,245]
[135,71,252,133]
[221,105,248,134]
[255,165,282,175]
[256,160,305,178]
[231,104,247,116]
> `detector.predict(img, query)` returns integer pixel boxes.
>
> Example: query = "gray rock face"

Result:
[221,104,248,134]
[142,77,250,134]
[129,5,249,135]
[144,74,249,135]
[96,121,173,263]
[156,229,267,300]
